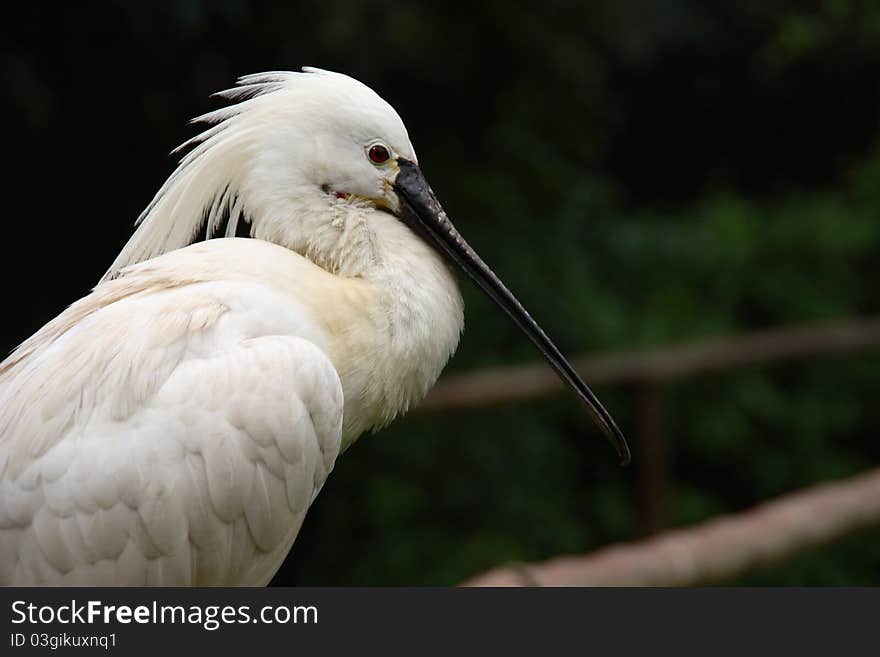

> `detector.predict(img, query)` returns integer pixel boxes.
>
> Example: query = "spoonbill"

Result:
[0,68,628,585]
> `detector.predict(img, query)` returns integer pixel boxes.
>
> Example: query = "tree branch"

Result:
[462,468,880,586]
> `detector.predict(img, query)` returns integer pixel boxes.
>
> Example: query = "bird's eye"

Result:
[368,144,390,164]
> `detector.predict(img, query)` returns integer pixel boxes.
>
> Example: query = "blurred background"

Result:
[3,1,880,584]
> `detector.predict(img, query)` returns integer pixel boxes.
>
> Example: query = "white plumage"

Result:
[0,68,626,585]
[0,70,462,585]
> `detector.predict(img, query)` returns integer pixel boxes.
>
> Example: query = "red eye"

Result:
[368,144,390,164]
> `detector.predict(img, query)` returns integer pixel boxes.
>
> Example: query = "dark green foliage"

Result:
[3,0,879,584]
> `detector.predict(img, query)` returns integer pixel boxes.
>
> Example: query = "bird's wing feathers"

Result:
[0,270,343,585]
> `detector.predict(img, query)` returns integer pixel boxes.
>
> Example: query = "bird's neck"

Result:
[268,202,464,448]
[361,212,464,433]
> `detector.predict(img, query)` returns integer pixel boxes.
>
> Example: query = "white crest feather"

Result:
[100,69,331,283]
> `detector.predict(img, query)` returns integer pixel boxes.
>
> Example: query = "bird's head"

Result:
[229,68,419,219]
[104,67,630,464]
[102,68,416,276]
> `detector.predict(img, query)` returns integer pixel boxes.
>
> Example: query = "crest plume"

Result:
[101,69,334,283]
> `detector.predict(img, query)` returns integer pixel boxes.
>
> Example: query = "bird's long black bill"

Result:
[394,159,631,465]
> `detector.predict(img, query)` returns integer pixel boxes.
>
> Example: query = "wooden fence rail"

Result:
[418,316,880,412]
[463,467,880,586]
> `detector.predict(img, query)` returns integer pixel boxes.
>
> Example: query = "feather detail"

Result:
[101,69,332,283]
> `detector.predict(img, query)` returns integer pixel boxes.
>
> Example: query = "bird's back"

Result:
[0,239,345,585]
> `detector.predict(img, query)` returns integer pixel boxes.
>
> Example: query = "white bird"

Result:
[0,68,628,585]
